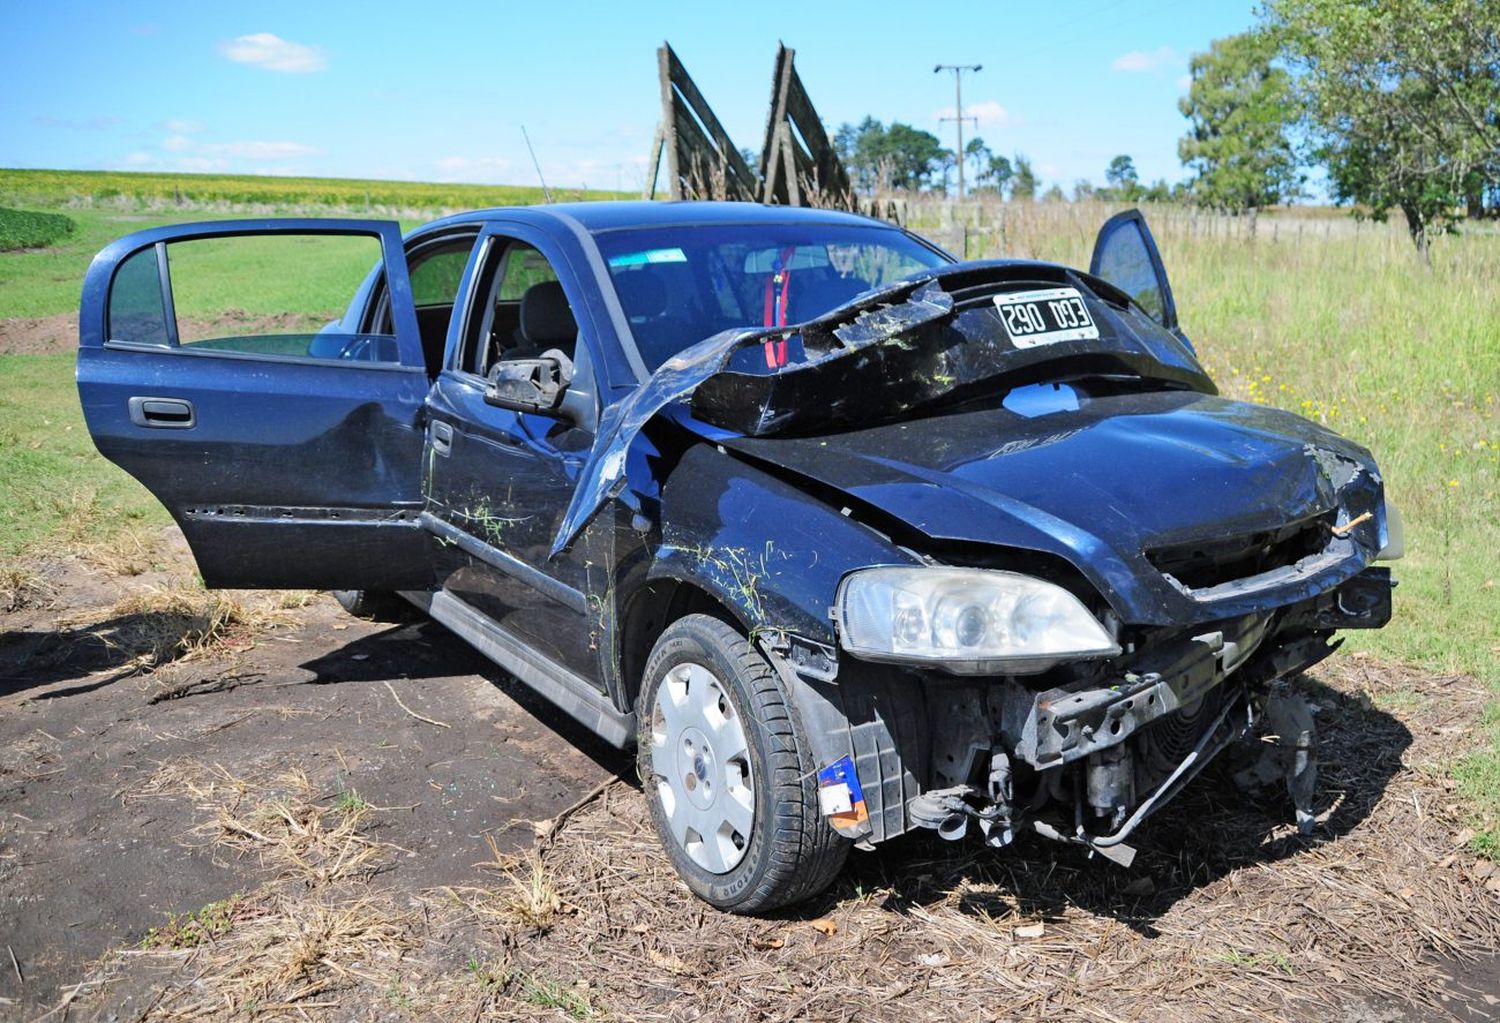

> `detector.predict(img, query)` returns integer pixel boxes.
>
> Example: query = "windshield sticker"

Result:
[608,247,688,268]
[993,286,1100,348]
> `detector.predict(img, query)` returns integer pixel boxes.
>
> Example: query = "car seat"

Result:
[507,280,577,362]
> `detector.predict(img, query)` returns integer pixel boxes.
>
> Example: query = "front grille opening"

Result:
[1146,511,1334,591]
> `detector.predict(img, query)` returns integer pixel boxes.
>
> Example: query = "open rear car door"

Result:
[1089,209,1185,341]
[77,219,432,591]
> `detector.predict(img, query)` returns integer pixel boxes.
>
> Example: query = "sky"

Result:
[1,0,1259,194]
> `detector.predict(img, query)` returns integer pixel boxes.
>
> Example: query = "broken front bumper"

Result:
[796,567,1393,860]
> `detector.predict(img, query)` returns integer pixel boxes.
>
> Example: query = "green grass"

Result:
[1455,704,1500,856]
[0,206,75,251]
[0,352,168,558]
[0,167,626,213]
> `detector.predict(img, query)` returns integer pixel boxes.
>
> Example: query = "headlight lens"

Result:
[835,566,1119,675]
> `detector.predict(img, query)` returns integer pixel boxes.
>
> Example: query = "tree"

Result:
[984,154,1014,197]
[1141,179,1174,203]
[1041,183,1066,202]
[1104,155,1143,202]
[834,118,951,193]
[1266,0,1500,259]
[884,122,951,191]
[1178,29,1301,229]
[964,137,992,191]
[1011,154,1039,201]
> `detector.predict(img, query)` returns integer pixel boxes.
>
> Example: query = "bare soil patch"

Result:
[1,528,1497,1021]
[0,310,337,356]
[0,314,76,356]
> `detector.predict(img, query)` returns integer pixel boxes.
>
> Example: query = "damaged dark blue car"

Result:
[77,202,1399,913]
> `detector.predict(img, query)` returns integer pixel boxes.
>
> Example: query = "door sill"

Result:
[401,589,634,748]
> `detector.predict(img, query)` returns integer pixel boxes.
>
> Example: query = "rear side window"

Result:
[107,232,402,365]
[107,246,172,346]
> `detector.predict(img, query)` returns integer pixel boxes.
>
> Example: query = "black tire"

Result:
[637,614,850,913]
[331,589,412,622]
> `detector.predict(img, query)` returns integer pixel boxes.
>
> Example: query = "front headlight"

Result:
[835,566,1120,675]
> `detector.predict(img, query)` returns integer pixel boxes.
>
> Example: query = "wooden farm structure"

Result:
[645,42,898,220]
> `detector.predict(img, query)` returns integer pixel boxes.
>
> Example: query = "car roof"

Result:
[423,200,893,234]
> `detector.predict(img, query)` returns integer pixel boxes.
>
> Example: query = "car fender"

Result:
[651,441,918,646]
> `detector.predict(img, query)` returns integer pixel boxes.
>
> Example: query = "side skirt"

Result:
[400,588,635,748]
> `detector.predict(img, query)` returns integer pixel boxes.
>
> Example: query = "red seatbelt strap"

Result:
[762,246,797,368]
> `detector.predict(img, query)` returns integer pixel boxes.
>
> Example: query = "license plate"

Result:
[992,287,1099,348]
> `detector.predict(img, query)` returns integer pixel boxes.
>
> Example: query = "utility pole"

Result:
[934,63,981,200]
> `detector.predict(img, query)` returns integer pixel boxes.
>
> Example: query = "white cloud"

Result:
[932,99,1017,127]
[1112,46,1179,73]
[121,151,154,167]
[161,119,205,134]
[218,33,327,74]
[162,134,192,152]
[1177,73,1193,90]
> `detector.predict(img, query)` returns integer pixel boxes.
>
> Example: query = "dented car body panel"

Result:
[77,201,1395,872]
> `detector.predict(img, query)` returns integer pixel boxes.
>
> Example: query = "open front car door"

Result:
[77,219,433,591]
[1089,208,1185,341]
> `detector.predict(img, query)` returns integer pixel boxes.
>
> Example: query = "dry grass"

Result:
[82,661,1500,1021]
[125,891,417,1021]
[80,581,302,673]
[0,563,52,612]
[140,760,394,884]
[437,659,1500,1022]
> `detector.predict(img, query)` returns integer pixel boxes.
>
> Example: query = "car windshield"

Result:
[592,223,950,372]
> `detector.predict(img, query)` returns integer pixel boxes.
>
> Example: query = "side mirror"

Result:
[485,352,574,415]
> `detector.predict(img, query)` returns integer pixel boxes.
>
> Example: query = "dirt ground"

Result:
[0,311,335,355]
[2,528,1498,1022]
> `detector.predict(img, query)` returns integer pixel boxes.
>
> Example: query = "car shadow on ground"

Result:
[0,611,187,700]
[822,675,1412,936]
[295,617,635,778]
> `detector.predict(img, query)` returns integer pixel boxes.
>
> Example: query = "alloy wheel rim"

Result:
[650,661,755,873]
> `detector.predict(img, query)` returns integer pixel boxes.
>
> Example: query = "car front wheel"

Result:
[637,614,850,913]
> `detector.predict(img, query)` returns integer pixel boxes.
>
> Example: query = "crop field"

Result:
[1,183,1497,1021]
[0,168,627,216]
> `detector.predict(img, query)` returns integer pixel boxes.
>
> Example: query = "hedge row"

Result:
[0,207,76,251]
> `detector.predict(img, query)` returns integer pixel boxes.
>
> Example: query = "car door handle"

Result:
[128,396,195,429]
[430,420,453,455]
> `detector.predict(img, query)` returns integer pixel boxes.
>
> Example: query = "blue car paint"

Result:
[77,218,434,590]
[76,202,1395,856]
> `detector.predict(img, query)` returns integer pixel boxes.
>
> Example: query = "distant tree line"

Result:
[832,0,1497,258]
[832,116,1176,206]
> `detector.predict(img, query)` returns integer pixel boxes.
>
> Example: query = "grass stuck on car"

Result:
[76,201,1399,913]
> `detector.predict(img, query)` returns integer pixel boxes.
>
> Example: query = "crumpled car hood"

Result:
[723,389,1388,626]
[551,261,1211,557]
